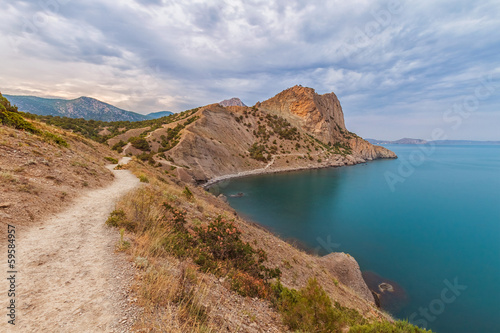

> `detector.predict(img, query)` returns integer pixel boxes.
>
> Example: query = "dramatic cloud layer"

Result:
[1,0,499,139]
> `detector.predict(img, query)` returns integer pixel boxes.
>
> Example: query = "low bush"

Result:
[231,271,269,298]
[43,131,68,147]
[111,140,126,152]
[105,156,119,164]
[349,320,432,333]
[106,209,136,231]
[183,186,194,200]
[129,136,150,150]
[0,101,40,134]
[272,278,347,333]
[248,143,268,162]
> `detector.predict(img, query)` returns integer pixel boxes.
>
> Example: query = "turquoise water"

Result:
[209,145,500,333]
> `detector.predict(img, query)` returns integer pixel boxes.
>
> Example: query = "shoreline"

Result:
[202,162,342,189]
[202,155,396,189]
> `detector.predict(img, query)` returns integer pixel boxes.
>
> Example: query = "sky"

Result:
[0,0,499,140]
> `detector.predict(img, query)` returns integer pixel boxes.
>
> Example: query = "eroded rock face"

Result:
[259,85,346,144]
[319,252,375,304]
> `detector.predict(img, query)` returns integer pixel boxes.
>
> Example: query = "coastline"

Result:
[202,154,397,188]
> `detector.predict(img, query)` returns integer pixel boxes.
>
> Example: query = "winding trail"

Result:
[3,158,140,332]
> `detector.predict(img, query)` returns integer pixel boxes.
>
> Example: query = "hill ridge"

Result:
[4,94,173,121]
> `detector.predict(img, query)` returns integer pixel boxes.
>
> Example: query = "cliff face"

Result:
[349,137,397,161]
[159,86,395,183]
[259,86,346,144]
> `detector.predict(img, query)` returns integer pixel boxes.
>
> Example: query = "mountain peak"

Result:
[219,97,246,107]
[258,86,346,144]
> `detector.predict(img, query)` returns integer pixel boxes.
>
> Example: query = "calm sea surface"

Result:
[209,145,500,333]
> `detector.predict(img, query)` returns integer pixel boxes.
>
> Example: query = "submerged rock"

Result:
[378,282,394,293]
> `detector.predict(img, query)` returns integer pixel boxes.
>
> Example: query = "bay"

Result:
[209,145,500,333]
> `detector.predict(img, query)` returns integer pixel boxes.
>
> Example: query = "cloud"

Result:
[0,0,499,139]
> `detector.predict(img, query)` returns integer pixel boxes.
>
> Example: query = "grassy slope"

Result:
[109,158,431,333]
[3,97,429,332]
[0,96,119,237]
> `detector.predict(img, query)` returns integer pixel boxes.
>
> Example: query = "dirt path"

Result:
[2,158,140,332]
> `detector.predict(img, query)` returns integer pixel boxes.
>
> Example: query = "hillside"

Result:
[108,86,396,184]
[4,95,172,121]
[0,92,429,332]
[0,93,117,235]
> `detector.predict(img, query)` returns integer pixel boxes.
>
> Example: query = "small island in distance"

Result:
[367,138,500,145]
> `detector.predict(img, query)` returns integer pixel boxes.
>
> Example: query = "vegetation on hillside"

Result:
[22,107,200,143]
[106,159,430,332]
[1,92,68,146]
[1,93,39,134]
[0,95,118,230]
[239,107,353,162]
[2,93,409,332]
[157,115,200,153]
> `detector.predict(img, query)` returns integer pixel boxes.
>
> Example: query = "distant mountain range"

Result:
[367,138,500,145]
[219,97,246,107]
[4,95,173,122]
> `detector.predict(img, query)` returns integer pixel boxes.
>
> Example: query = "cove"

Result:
[208,145,500,333]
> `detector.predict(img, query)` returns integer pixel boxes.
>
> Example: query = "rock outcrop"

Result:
[259,86,346,144]
[319,252,375,303]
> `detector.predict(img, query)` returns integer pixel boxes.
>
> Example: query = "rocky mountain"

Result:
[258,86,347,144]
[4,95,172,122]
[110,86,396,184]
[219,97,246,107]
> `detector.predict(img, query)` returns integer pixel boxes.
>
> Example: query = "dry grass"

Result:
[0,120,119,237]
[111,161,287,332]
[110,159,390,332]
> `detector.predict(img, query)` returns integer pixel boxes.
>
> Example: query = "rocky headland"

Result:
[141,86,396,185]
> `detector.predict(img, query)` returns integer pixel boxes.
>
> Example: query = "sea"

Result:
[208,144,500,333]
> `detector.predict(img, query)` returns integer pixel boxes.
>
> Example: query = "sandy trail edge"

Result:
[1,157,140,332]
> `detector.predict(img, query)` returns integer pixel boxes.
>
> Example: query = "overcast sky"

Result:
[0,0,499,140]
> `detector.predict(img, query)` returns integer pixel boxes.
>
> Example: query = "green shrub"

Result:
[183,186,194,200]
[158,205,281,298]
[0,103,40,134]
[106,209,136,231]
[272,278,372,333]
[139,174,149,183]
[0,94,19,113]
[349,320,432,333]
[273,278,343,333]
[43,131,68,147]
[129,136,150,150]
[248,143,268,162]
[105,156,119,164]
[112,140,126,152]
